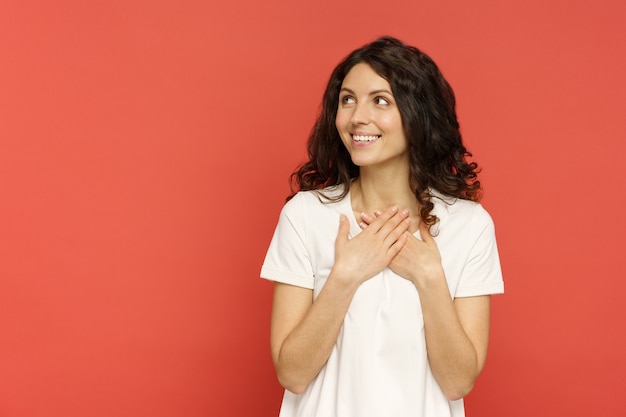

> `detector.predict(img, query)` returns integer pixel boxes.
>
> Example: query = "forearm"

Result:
[273,209,410,394]
[416,277,482,400]
[273,274,359,394]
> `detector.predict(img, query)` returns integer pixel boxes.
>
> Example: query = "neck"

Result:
[351,166,420,215]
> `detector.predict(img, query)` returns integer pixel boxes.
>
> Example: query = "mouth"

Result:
[351,134,381,143]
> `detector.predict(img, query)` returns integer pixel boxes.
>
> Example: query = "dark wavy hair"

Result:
[289,36,481,228]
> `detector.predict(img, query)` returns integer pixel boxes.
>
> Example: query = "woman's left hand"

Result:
[361,211,491,400]
[360,212,444,286]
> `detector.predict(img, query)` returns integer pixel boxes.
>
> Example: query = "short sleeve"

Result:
[455,205,504,297]
[260,195,315,289]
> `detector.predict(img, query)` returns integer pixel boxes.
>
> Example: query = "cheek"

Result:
[380,113,401,130]
[335,119,350,141]
[335,110,347,129]
[383,119,405,138]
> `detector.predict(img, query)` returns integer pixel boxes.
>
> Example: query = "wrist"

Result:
[328,266,362,293]
[411,265,446,290]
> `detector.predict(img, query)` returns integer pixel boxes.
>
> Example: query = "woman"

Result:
[261,36,504,417]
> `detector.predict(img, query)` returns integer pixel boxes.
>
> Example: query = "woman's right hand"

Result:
[331,206,410,287]
[271,206,410,393]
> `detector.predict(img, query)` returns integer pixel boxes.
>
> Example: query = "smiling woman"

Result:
[336,63,407,170]
[260,36,504,417]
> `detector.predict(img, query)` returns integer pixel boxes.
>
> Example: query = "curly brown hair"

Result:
[289,36,481,228]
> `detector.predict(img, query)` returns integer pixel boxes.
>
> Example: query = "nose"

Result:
[350,102,370,125]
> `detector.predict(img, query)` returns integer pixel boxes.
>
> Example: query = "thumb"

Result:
[419,221,436,246]
[335,214,350,246]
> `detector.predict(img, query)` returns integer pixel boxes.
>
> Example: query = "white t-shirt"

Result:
[261,186,504,417]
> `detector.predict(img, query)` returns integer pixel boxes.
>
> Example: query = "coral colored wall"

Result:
[1,0,625,416]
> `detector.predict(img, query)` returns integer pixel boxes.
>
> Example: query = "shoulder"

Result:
[283,185,347,214]
[430,189,495,234]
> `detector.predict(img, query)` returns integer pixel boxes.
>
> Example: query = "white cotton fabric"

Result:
[261,186,504,417]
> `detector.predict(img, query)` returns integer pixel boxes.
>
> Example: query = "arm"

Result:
[390,221,490,400]
[270,208,410,394]
[359,213,492,400]
[418,286,490,400]
[270,276,358,394]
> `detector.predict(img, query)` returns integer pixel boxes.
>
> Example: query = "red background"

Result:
[1,0,625,416]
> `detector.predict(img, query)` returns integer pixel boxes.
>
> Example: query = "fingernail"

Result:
[401,209,409,216]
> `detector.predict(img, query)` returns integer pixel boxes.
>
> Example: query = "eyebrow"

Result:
[340,87,394,96]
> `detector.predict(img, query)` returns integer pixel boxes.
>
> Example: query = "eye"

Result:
[341,95,355,105]
[374,96,390,106]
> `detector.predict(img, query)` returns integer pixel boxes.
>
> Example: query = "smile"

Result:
[352,134,381,142]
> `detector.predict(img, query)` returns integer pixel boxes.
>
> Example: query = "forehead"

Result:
[341,63,391,92]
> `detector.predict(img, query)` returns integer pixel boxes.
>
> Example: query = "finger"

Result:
[419,221,437,246]
[335,214,351,246]
[366,206,400,233]
[386,231,409,258]
[377,208,410,237]
[383,216,411,247]
[359,213,374,229]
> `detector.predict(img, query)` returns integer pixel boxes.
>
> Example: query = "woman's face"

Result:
[335,63,408,170]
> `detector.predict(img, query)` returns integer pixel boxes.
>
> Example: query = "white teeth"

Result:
[352,135,380,142]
